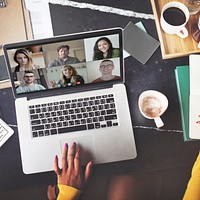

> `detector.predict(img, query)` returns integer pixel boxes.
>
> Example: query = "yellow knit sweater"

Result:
[183,152,200,200]
[57,184,81,200]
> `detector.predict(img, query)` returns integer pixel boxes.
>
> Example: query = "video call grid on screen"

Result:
[4,30,123,96]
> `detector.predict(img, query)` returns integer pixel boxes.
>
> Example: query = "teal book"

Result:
[175,65,192,141]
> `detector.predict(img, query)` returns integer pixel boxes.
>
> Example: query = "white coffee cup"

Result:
[138,90,168,128]
[160,2,190,38]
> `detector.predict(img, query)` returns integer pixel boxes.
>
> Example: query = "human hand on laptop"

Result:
[54,142,93,190]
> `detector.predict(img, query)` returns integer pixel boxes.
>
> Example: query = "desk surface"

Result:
[0,0,200,191]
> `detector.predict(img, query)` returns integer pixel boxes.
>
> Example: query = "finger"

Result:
[74,146,81,171]
[62,143,68,170]
[54,155,61,175]
[68,142,76,169]
[84,161,93,184]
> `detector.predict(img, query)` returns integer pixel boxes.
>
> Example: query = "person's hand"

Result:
[54,142,92,190]
[49,80,57,88]
[47,185,57,200]
[14,81,21,87]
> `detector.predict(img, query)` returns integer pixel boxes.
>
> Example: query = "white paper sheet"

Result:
[24,0,53,39]
[189,54,200,139]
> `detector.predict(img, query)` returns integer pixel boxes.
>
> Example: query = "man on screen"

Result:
[92,59,120,83]
[48,45,80,67]
[16,70,46,94]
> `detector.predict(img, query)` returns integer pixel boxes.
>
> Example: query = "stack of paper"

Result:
[189,55,200,139]
[175,54,200,140]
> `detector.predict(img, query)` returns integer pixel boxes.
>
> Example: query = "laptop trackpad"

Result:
[60,136,95,165]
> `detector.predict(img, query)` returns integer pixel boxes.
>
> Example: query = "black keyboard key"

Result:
[47,118,53,123]
[63,110,68,115]
[41,119,47,124]
[31,119,41,125]
[45,113,51,118]
[31,114,39,120]
[101,124,107,128]
[45,124,50,129]
[106,98,114,103]
[58,125,87,134]
[39,131,44,137]
[44,130,50,136]
[77,114,82,119]
[87,124,94,129]
[51,129,57,135]
[83,102,88,106]
[107,121,112,127]
[75,108,80,113]
[63,121,68,127]
[36,108,41,113]
[29,109,35,114]
[57,122,62,127]
[81,119,86,124]
[69,121,75,126]
[51,123,56,128]
[75,120,80,125]
[81,107,86,112]
[32,131,38,137]
[32,125,44,131]
[39,113,45,118]
[104,104,109,109]
[107,109,116,115]
[95,123,100,128]
[65,115,70,120]
[105,114,117,120]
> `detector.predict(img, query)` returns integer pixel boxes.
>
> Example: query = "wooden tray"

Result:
[150,0,200,59]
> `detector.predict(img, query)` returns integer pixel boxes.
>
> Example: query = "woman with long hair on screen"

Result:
[50,65,84,88]
[13,48,40,87]
[93,37,120,60]
[13,48,39,72]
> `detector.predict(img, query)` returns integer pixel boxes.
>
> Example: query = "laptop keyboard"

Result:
[29,94,119,138]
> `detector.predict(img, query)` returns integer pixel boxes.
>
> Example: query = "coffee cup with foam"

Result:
[138,90,168,128]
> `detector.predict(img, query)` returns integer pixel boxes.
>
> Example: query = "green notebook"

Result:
[175,65,192,141]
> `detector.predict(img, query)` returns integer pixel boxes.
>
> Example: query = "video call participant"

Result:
[49,65,84,88]
[48,45,80,67]
[13,48,40,72]
[16,70,46,94]
[13,48,41,86]
[92,60,120,83]
[93,37,120,60]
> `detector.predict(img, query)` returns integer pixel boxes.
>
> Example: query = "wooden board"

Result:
[0,0,32,89]
[0,0,33,55]
[150,0,200,59]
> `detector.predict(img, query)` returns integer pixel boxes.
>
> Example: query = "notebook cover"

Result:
[123,21,160,64]
[0,55,9,83]
[175,65,192,141]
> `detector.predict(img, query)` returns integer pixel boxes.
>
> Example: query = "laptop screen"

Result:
[3,28,123,97]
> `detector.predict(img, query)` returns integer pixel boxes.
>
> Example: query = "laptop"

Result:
[3,28,137,174]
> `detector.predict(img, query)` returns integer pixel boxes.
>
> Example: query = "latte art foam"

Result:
[141,96,162,118]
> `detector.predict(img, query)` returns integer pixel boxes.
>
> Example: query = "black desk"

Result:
[0,0,200,191]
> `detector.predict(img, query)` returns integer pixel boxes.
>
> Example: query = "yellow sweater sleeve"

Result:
[183,152,200,200]
[57,184,82,200]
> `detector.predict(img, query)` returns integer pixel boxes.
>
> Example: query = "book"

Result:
[175,65,191,141]
[189,55,200,139]
[0,55,9,83]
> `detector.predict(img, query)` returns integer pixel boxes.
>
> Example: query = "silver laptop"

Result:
[3,28,137,174]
